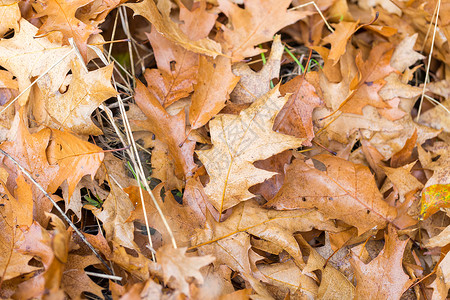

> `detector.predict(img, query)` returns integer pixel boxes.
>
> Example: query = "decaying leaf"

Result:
[197,85,304,213]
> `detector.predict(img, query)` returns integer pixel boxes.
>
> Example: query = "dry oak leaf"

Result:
[46,129,104,200]
[125,0,221,57]
[266,155,398,235]
[0,180,38,281]
[197,85,304,213]
[217,0,312,61]
[428,251,450,300]
[89,182,136,249]
[145,28,199,107]
[179,1,217,41]
[0,0,20,38]
[340,43,397,114]
[274,75,323,146]
[390,34,425,72]
[322,21,358,65]
[350,225,414,300]
[38,60,117,136]
[192,199,339,277]
[32,0,100,61]
[156,245,215,296]
[133,79,196,179]
[189,55,239,129]
[230,35,283,105]
[0,19,75,105]
[382,162,424,204]
[14,214,70,299]
[126,183,204,247]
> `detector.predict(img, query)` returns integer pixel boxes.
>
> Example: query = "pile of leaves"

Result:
[0,0,449,299]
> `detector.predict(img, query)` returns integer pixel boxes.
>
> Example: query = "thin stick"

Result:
[416,0,441,122]
[423,94,450,114]
[0,149,113,275]
[85,271,122,281]
[0,48,75,116]
[289,1,334,33]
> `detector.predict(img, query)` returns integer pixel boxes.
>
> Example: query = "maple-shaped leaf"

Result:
[125,0,221,57]
[46,129,104,200]
[350,225,414,299]
[156,245,214,296]
[32,0,100,61]
[322,21,358,65]
[217,0,311,61]
[189,55,239,129]
[126,183,204,247]
[197,85,304,213]
[419,184,450,220]
[274,75,323,146]
[133,79,196,179]
[145,29,199,107]
[37,60,117,135]
[89,182,136,249]
[0,19,75,105]
[266,155,398,235]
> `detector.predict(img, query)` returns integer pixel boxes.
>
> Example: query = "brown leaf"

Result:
[145,28,198,107]
[189,55,239,129]
[350,225,414,300]
[322,21,358,65]
[32,0,100,61]
[230,35,284,104]
[125,0,221,57]
[133,79,197,179]
[0,19,75,105]
[266,155,398,235]
[274,75,323,146]
[156,245,214,296]
[390,129,417,167]
[179,1,217,41]
[197,85,304,213]
[37,60,117,136]
[46,129,104,199]
[217,0,311,61]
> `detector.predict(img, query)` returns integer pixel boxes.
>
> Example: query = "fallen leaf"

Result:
[46,129,104,199]
[0,0,20,38]
[125,0,221,57]
[350,225,414,300]
[197,85,304,213]
[230,35,283,104]
[217,0,311,61]
[322,21,358,65]
[0,19,75,105]
[390,34,425,72]
[156,245,215,296]
[133,79,197,179]
[37,60,117,135]
[266,154,398,234]
[420,184,450,220]
[189,55,239,129]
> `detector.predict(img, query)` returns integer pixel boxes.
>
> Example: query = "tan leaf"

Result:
[266,154,398,235]
[156,245,215,296]
[37,60,117,135]
[125,0,221,57]
[390,34,425,72]
[189,55,239,129]
[32,0,100,61]
[0,0,20,38]
[322,21,358,65]
[197,85,304,213]
[230,35,283,104]
[217,0,311,61]
[0,19,75,105]
[46,129,104,199]
[133,79,197,179]
[350,225,414,300]
[90,182,136,249]
[382,162,424,203]
[274,75,323,146]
